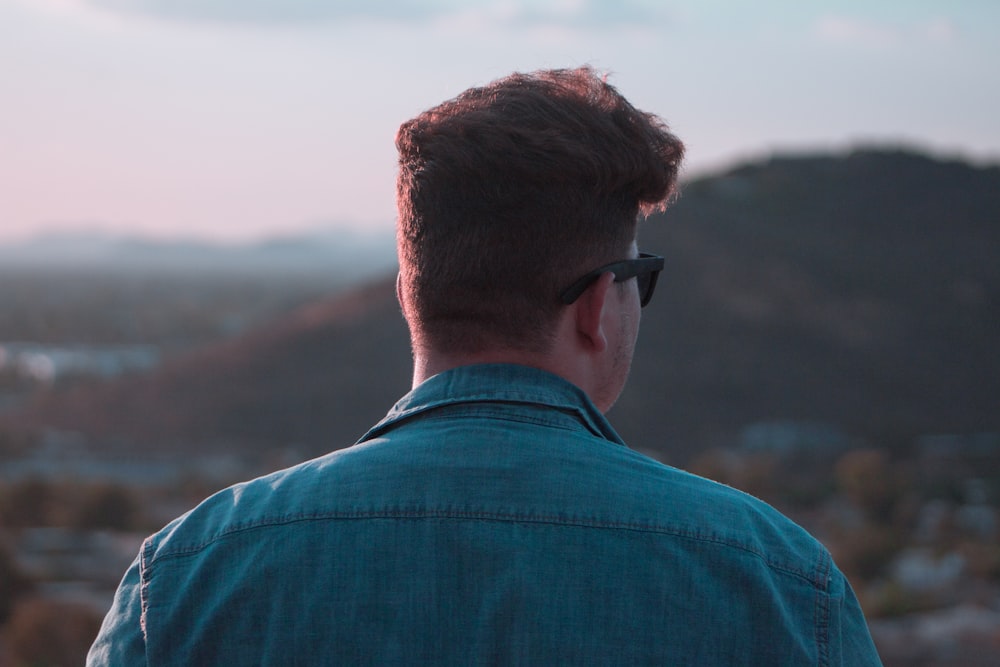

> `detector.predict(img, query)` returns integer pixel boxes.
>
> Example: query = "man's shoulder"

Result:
[143,434,831,591]
[593,446,833,579]
[143,450,350,560]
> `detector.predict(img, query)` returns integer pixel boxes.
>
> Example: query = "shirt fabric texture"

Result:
[88,363,882,665]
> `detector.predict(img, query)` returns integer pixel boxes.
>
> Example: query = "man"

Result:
[89,67,882,665]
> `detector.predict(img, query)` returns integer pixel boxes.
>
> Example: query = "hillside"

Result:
[4,148,999,464]
[620,148,1000,458]
[2,277,411,461]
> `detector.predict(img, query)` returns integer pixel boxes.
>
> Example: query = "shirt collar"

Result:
[357,363,625,446]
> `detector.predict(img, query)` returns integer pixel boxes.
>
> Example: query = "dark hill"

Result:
[5,148,999,464]
[620,148,1000,458]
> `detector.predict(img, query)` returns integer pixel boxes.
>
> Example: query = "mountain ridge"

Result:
[0,227,396,276]
[3,147,998,464]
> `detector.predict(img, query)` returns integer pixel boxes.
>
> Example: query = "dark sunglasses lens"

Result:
[636,272,651,297]
[637,270,659,307]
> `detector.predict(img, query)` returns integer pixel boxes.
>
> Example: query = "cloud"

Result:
[85,0,434,24]
[11,0,132,30]
[921,18,958,45]
[77,0,670,29]
[815,15,902,48]
[815,14,959,48]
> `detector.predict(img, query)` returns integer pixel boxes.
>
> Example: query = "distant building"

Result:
[0,342,159,383]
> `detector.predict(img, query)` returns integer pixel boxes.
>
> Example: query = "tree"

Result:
[69,482,141,531]
[4,597,103,667]
[0,541,34,623]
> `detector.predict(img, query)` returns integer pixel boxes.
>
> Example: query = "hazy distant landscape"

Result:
[1,148,998,666]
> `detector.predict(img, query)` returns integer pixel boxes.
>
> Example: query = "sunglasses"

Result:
[559,252,664,308]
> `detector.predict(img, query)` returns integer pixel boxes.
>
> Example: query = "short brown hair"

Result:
[395,66,684,354]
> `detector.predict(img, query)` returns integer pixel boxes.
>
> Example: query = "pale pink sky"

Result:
[3,0,998,244]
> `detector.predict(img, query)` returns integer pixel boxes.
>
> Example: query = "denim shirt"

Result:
[89,363,882,666]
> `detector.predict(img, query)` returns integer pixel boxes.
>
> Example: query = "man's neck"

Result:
[409,281,625,412]
[411,349,556,389]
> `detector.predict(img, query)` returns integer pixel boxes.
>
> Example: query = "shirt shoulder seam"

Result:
[148,509,830,588]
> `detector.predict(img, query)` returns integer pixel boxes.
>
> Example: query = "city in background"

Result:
[1,149,999,666]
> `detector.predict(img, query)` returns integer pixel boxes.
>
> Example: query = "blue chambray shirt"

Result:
[89,363,882,665]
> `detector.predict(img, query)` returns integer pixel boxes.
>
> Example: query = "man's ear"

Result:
[573,272,615,353]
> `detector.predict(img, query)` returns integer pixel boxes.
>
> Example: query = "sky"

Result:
[2,0,998,245]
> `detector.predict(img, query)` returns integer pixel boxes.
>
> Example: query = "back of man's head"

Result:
[395,66,684,356]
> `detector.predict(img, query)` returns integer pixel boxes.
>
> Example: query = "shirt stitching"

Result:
[814,549,833,666]
[152,509,827,588]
